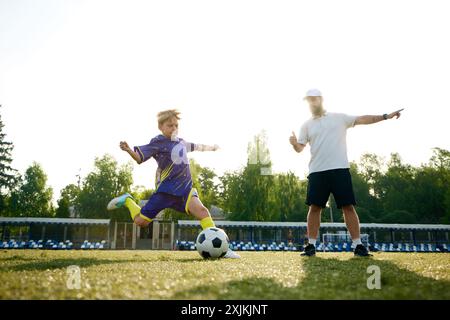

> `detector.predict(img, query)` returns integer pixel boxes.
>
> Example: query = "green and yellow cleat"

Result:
[107,193,132,211]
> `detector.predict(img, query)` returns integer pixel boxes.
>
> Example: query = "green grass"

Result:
[0,250,449,299]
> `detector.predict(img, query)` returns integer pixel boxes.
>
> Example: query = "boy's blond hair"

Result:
[157,109,181,126]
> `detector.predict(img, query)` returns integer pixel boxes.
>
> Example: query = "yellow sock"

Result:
[200,216,215,230]
[125,197,141,220]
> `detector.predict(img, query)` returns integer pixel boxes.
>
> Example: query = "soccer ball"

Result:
[196,227,229,259]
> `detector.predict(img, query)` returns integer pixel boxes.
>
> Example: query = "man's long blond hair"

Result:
[157,109,181,126]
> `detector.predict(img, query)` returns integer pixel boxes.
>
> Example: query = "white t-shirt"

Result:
[297,112,357,174]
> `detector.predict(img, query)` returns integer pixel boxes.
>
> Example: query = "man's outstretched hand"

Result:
[387,108,404,119]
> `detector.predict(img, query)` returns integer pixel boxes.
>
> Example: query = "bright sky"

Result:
[1,0,449,203]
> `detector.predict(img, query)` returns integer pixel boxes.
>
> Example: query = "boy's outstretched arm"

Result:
[120,141,142,164]
[194,144,219,152]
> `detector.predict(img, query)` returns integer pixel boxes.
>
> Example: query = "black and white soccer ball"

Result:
[195,227,230,259]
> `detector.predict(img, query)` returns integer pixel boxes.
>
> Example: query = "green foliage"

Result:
[9,162,54,217]
[220,132,273,221]
[75,154,133,221]
[221,131,308,222]
[353,149,450,223]
[130,185,154,202]
[0,106,17,194]
[197,166,221,209]
[55,184,80,218]
[270,172,307,222]
[0,106,19,215]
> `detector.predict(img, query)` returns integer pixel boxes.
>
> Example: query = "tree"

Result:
[221,131,276,221]
[0,105,18,215]
[376,153,416,218]
[189,158,205,201]
[429,148,450,223]
[197,166,221,208]
[55,184,80,218]
[131,185,155,203]
[271,172,307,222]
[76,154,133,221]
[358,153,384,198]
[429,147,450,170]
[349,162,380,222]
[409,148,450,223]
[9,162,54,217]
[351,149,450,224]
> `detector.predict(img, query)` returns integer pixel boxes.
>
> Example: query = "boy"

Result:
[107,109,240,259]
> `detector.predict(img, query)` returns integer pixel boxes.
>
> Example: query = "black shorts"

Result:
[306,168,356,209]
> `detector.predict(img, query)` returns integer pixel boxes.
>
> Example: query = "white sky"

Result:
[1,0,449,203]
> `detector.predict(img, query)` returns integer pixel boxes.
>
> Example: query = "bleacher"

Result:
[175,240,450,253]
[0,239,108,250]
[369,242,449,253]
[176,220,450,253]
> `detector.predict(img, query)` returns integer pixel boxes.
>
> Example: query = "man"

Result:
[289,89,403,257]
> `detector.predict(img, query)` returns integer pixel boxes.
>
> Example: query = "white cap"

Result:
[304,88,322,99]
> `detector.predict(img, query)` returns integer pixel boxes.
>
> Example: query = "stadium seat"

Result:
[345,242,352,252]
[174,238,450,254]
[388,243,394,252]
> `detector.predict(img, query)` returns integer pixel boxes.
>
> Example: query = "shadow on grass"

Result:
[170,255,450,300]
[0,255,38,262]
[1,255,207,271]
[1,258,146,272]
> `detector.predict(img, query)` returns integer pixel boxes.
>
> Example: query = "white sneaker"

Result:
[223,249,241,259]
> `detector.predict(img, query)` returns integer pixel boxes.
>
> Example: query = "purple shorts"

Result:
[140,188,198,220]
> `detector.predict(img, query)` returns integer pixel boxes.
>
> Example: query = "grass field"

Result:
[0,250,449,300]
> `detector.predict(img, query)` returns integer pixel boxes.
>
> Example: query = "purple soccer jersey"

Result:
[134,134,196,197]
